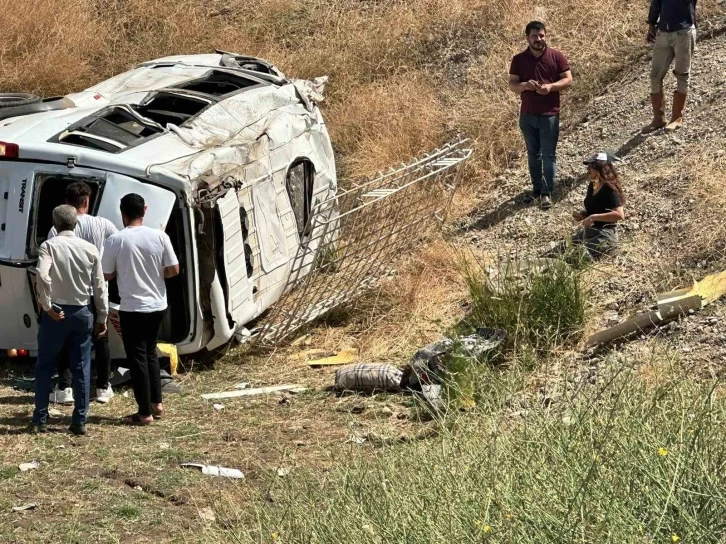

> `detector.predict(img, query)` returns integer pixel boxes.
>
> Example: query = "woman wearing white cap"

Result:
[569,152,625,259]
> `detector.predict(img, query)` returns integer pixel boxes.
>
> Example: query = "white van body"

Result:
[0,53,336,358]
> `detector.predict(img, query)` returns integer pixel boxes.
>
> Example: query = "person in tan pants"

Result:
[643,0,697,134]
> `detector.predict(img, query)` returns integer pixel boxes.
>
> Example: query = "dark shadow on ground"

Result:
[459,175,586,233]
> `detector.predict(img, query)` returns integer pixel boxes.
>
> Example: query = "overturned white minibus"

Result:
[0,52,336,358]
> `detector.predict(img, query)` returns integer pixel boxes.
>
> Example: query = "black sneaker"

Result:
[69,424,86,436]
[539,195,552,210]
[29,422,48,434]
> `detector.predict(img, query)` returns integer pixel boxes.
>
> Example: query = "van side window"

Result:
[286,159,314,238]
[30,175,100,255]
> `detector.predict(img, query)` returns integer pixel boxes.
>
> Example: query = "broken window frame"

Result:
[51,105,166,154]
[285,159,315,240]
[28,173,103,256]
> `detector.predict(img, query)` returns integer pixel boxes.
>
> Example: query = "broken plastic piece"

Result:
[307,348,359,367]
[180,463,244,479]
[157,343,179,376]
[201,384,307,400]
[12,503,38,512]
[288,349,333,362]
[18,461,40,472]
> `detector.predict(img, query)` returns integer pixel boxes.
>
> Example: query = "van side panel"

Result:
[0,267,39,351]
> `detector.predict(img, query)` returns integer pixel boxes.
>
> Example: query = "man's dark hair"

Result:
[65,181,92,208]
[120,193,145,220]
[525,21,546,36]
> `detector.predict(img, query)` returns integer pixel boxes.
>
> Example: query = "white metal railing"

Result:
[255,137,473,345]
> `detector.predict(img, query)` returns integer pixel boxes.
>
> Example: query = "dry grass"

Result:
[0,0,646,178]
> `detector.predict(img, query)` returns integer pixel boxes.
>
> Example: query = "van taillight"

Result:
[0,142,19,158]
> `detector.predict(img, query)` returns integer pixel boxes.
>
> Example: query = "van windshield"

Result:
[30,174,101,256]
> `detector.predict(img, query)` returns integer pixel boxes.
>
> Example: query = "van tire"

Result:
[0,93,41,108]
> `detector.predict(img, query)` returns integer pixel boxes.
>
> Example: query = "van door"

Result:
[96,172,176,231]
[95,173,179,359]
[216,189,253,327]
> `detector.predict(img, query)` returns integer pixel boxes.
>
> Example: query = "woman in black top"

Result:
[570,153,625,259]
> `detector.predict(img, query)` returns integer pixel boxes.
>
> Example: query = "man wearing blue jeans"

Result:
[509,21,573,209]
[32,205,108,435]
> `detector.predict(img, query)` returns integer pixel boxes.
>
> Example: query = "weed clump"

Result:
[463,256,587,352]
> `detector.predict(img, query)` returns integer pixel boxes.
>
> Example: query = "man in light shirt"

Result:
[33,205,108,435]
[103,193,179,425]
[48,182,118,405]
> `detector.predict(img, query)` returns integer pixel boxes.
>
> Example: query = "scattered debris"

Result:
[307,347,359,367]
[348,433,367,445]
[157,343,179,376]
[291,334,312,347]
[586,270,726,347]
[421,384,444,410]
[11,503,38,512]
[406,328,506,390]
[48,408,63,417]
[159,442,170,451]
[234,382,251,390]
[198,507,216,523]
[288,348,334,362]
[276,467,291,477]
[334,364,404,393]
[180,463,245,479]
[18,461,39,472]
[201,384,308,400]
[213,403,224,411]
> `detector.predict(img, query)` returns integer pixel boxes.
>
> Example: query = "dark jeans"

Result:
[547,227,620,262]
[57,297,110,391]
[33,305,93,426]
[57,335,110,391]
[119,310,165,417]
[519,113,560,196]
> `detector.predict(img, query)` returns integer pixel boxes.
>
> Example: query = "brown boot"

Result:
[665,91,687,132]
[642,93,666,133]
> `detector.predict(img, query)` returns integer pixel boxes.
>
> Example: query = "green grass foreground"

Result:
[218,357,726,543]
[211,259,725,543]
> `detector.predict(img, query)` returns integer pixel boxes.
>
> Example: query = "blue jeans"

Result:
[519,114,560,196]
[33,305,93,426]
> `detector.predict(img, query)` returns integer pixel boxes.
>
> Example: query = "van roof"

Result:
[0,54,305,183]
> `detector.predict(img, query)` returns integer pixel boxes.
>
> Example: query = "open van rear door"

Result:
[216,189,251,327]
[96,173,176,231]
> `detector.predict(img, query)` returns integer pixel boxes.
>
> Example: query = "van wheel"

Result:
[0,93,41,108]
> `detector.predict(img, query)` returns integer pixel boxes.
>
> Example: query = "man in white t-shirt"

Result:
[48,182,118,406]
[102,193,179,425]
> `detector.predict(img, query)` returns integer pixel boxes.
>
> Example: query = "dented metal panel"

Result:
[216,190,250,316]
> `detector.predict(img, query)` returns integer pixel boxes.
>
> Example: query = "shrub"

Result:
[463,255,587,353]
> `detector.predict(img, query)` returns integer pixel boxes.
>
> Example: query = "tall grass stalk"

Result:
[208,349,726,543]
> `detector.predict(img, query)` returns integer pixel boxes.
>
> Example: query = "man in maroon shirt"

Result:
[509,21,573,209]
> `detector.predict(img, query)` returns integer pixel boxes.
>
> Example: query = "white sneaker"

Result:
[96,385,114,404]
[50,387,74,405]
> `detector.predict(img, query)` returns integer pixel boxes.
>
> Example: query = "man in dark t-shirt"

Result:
[509,21,573,210]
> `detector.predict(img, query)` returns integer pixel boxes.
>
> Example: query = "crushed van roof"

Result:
[0,54,328,189]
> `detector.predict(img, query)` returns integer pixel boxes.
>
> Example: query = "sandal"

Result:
[124,413,153,426]
[152,410,164,420]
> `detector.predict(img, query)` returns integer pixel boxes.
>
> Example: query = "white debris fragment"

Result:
[11,503,38,512]
[18,461,39,472]
[276,467,291,477]
[199,507,216,523]
[180,463,244,479]
[213,403,224,411]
